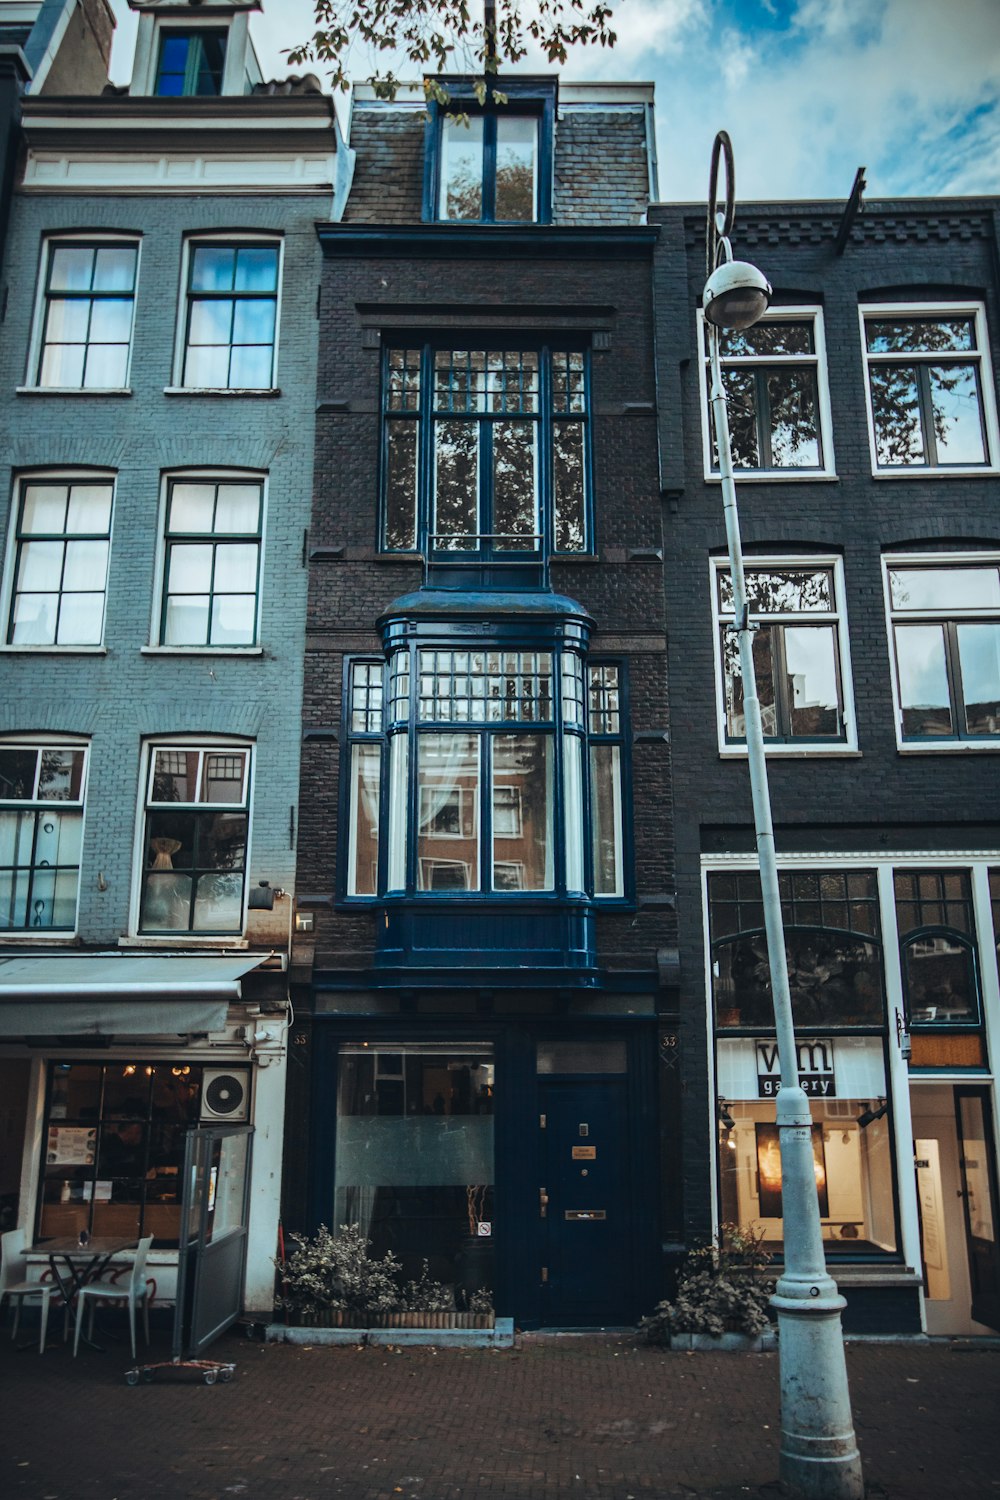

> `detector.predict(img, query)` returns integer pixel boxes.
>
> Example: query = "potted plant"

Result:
[637,1222,776,1352]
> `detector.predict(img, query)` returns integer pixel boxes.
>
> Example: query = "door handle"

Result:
[539,1186,549,1219]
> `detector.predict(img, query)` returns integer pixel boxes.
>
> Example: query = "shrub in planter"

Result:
[276,1223,402,1323]
[638,1222,775,1344]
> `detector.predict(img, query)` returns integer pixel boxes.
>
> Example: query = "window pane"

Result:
[151,750,200,803]
[492,419,537,548]
[213,543,258,593]
[713,931,885,1028]
[87,298,133,344]
[724,626,778,738]
[93,246,137,292]
[18,540,63,592]
[784,626,841,737]
[168,484,217,532]
[234,247,278,292]
[10,595,57,644]
[210,595,256,646]
[56,593,104,646]
[21,486,68,534]
[562,733,584,894]
[190,247,235,292]
[553,420,586,551]
[870,365,925,466]
[348,744,381,897]
[168,543,213,594]
[387,733,409,892]
[928,364,986,465]
[66,485,113,534]
[417,733,479,891]
[201,755,247,803]
[440,117,484,221]
[188,298,233,345]
[492,734,552,892]
[767,367,821,467]
[49,247,96,291]
[0,749,38,799]
[83,344,129,388]
[40,344,85,388]
[904,935,979,1024]
[192,872,244,931]
[721,368,759,468]
[591,743,623,897]
[214,485,261,532]
[721,322,814,357]
[229,344,273,389]
[957,623,1000,735]
[721,568,833,616]
[183,344,231,388]
[62,539,108,592]
[433,420,479,548]
[164,597,210,645]
[44,298,90,342]
[895,624,953,737]
[889,566,1000,612]
[232,298,276,347]
[385,421,418,548]
[495,116,537,221]
[866,318,975,354]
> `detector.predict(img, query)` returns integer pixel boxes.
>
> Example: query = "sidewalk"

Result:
[1,1325,997,1499]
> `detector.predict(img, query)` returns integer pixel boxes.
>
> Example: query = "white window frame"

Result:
[710,554,858,756]
[144,469,267,654]
[129,738,254,942]
[1,468,116,653]
[698,305,836,482]
[859,301,1000,477]
[169,233,283,395]
[0,736,89,939]
[882,550,1000,752]
[21,234,141,395]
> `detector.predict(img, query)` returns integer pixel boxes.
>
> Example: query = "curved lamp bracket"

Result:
[707,129,736,277]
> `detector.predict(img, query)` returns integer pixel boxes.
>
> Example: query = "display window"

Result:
[39,1061,208,1247]
[333,1044,495,1298]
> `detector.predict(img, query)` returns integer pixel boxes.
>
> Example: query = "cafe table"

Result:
[28,1237,137,1348]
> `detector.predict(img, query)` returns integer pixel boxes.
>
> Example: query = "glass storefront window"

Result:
[715,1037,897,1257]
[334,1044,495,1295]
[40,1061,205,1247]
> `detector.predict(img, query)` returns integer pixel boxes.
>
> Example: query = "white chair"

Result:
[0,1228,56,1354]
[73,1235,154,1360]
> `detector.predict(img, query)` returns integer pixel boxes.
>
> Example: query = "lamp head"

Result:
[703,257,772,331]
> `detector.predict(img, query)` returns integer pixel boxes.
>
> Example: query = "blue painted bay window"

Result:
[342,599,628,971]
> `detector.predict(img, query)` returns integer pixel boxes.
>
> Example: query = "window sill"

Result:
[704,470,839,484]
[0,932,78,945]
[896,741,1000,754]
[16,386,132,397]
[720,746,861,758]
[163,386,281,399]
[140,646,264,657]
[872,467,998,479]
[118,935,249,949]
[0,645,107,655]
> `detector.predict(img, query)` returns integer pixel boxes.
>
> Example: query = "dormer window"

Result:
[155,30,227,97]
[424,82,555,225]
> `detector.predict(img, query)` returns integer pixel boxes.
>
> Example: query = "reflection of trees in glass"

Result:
[715,931,885,1029]
[492,419,536,544]
[712,320,822,470]
[865,317,986,467]
[720,567,832,616]
[445,165,483,221]
[495,161,534,221]
[554,422,585,550]
[434,421,478,547]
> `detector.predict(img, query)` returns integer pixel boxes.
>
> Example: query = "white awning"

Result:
[0,953,267,1037]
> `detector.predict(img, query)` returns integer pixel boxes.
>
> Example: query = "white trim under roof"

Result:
[23,151,337,193]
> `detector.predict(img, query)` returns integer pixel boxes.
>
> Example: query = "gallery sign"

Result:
[755,1039,836,1098]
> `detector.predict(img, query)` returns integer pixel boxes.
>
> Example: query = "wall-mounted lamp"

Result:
[717,1096,736,1131]
[857,1098,888,1130]
[248,880,287,912]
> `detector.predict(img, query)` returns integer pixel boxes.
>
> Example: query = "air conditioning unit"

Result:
[201,1068,251,1122]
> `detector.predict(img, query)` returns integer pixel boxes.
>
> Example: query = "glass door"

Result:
[955,1087,1000,1332]
[174,1122,253,1359]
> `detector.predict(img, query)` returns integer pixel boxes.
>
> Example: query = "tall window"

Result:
[179,242,279,390]
[437,113,539,222]
[5,476,113,646]
[138,746,250,935]
[31,240,138,390]
[702,309,833,476]
[885,558,1000,743]
[0,744,86,931]
[713,560,852,748]
[861,304,997,471]
[895,870,981,1028]
[382,345,589,556]
[159,477,263,647]
[345,650,626,901]
[155,30,227,96]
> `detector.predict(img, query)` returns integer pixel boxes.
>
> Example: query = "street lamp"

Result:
[703,131,864,1500]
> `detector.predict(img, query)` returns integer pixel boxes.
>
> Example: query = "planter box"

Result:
[285,1310,493,1330]
[670,1329,777,1353]
[266,1317,515,1349]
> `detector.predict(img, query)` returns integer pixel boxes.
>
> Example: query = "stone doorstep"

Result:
[265,1317,516,1348]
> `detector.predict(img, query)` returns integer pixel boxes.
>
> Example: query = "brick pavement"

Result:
[0,1327,997,1500]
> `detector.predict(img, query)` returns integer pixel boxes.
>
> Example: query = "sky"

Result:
[106,0,1000,204]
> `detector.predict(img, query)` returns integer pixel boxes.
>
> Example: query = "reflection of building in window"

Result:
[885,558,1000,742]
[861,305,997,471]
[895,869,981,1026]
[714,562,851,745]
[139,745,250,934]
[437,113,539,223]
[418,857,472,892]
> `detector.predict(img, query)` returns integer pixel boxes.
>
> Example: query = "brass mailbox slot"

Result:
[564,1209,607,1221]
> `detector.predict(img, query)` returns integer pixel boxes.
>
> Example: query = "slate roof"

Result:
[343,92,651,226]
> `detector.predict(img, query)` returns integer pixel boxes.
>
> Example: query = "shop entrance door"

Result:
[174,1123,253,1359]
[956,1087,1000,1332]
[538,1077,630,1326]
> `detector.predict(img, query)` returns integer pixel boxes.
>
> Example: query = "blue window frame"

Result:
[156,30,227,97]
[423,83,555,224]
[342,652,628,903]
[381,343,592,558]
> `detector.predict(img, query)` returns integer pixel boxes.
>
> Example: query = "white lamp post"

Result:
[703,131,864,1500]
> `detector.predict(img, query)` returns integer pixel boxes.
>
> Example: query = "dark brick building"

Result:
[287,77,679,1327]
[651,194,1000,1335]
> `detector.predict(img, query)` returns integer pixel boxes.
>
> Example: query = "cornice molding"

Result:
[317,222,659,261]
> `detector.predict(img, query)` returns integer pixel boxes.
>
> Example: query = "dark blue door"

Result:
[539,1077,631,1325]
